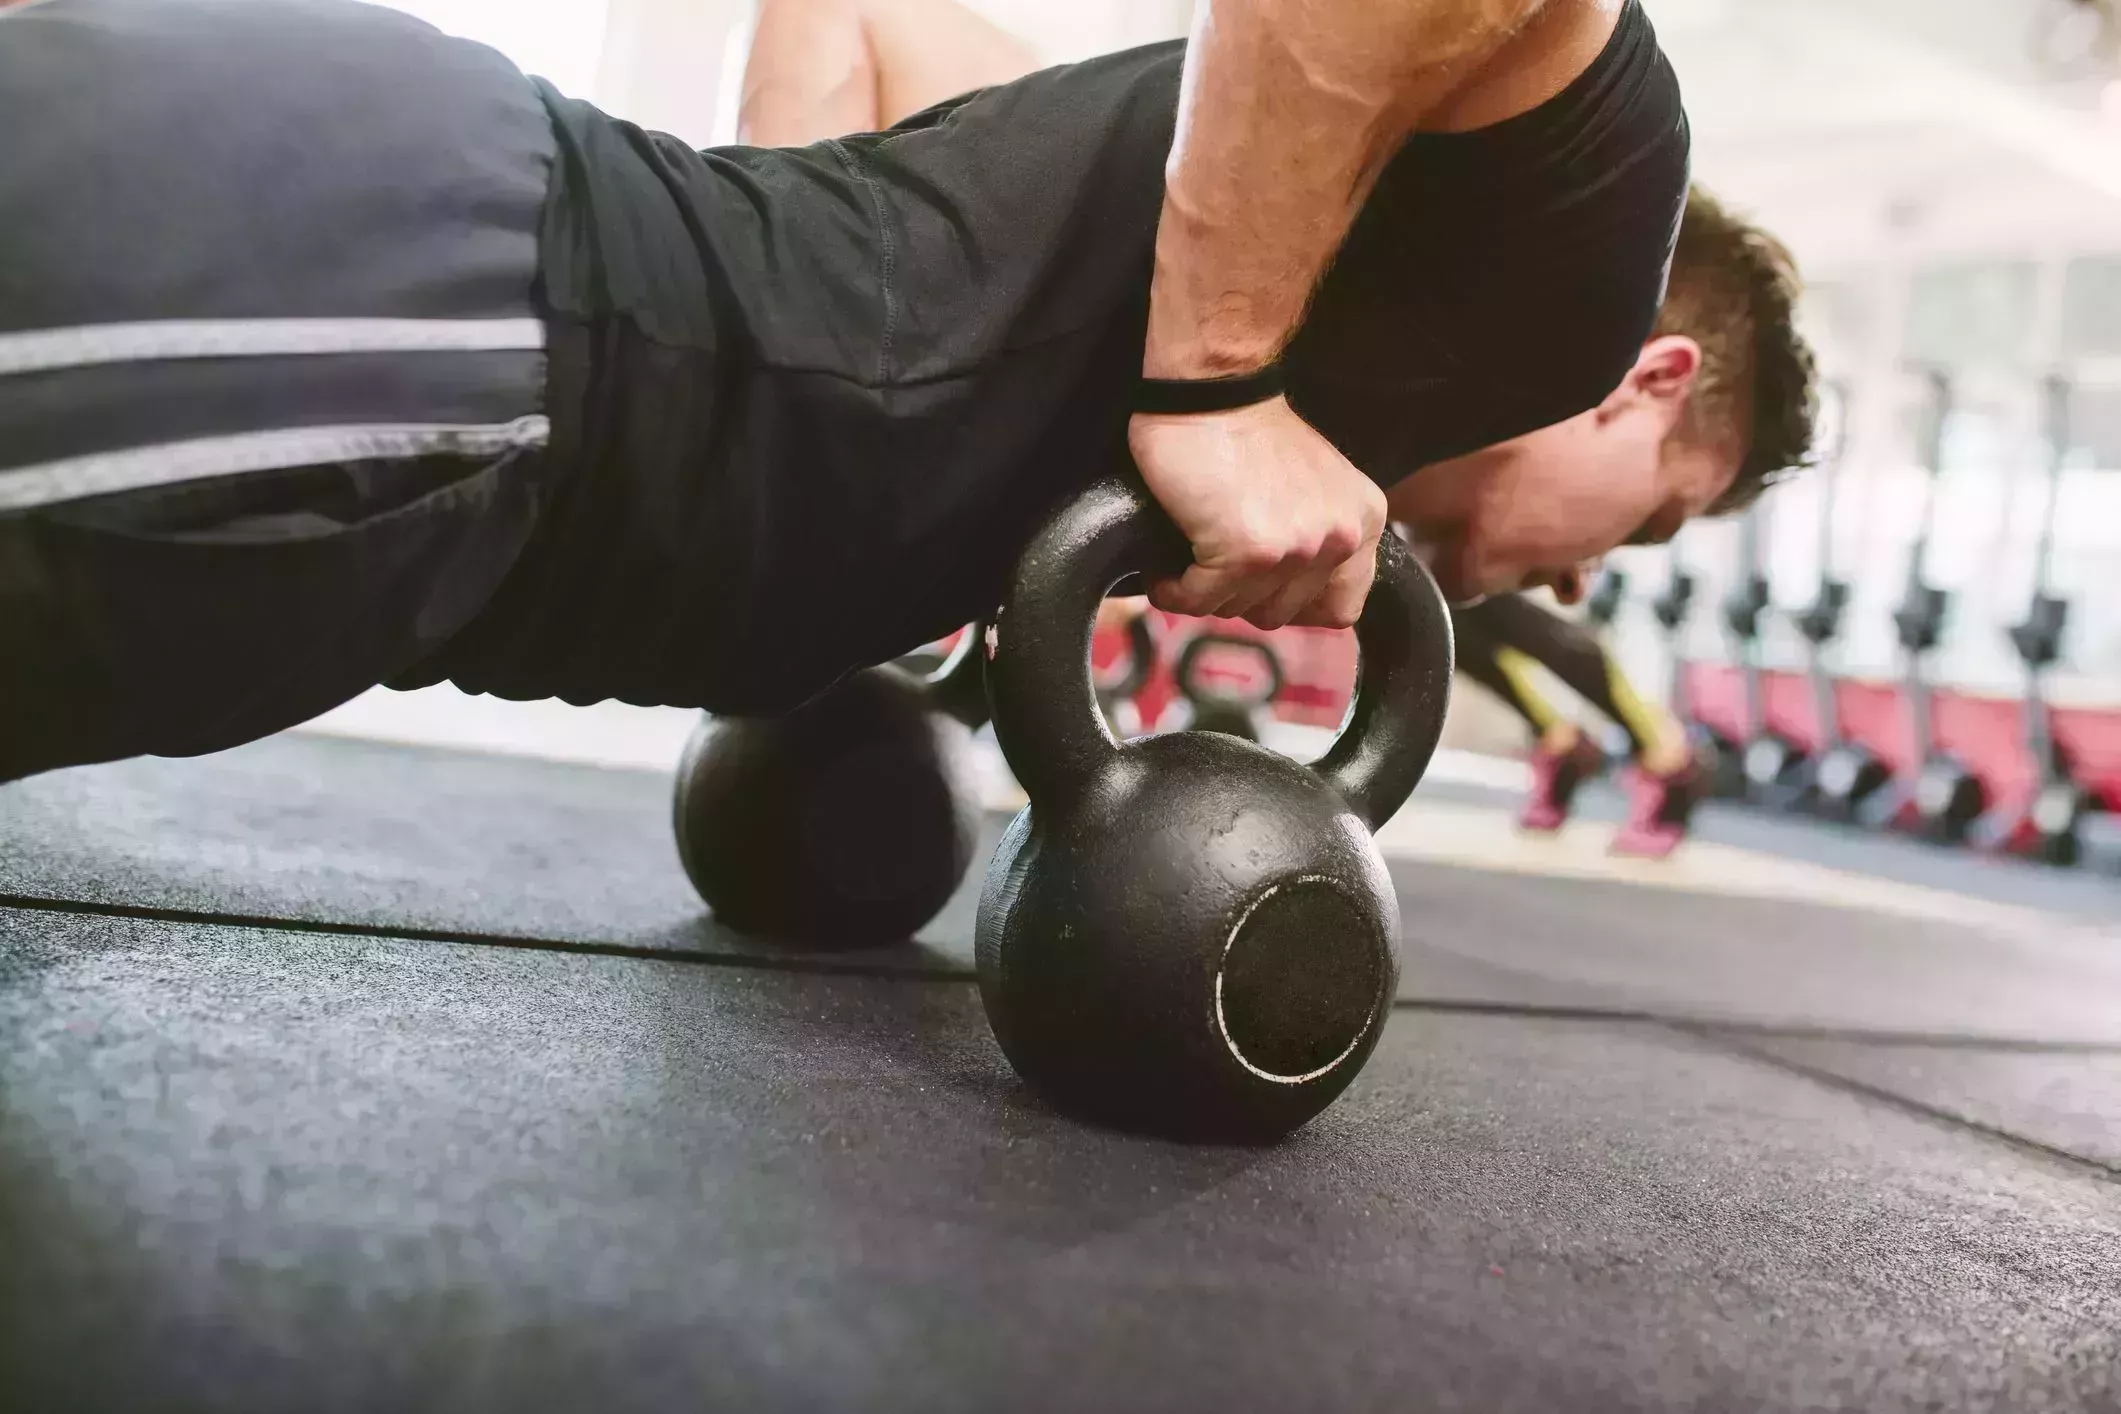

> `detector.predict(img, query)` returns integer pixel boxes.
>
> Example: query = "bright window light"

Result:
[370,0,609,98]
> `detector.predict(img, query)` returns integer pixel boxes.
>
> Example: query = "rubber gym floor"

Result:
[1,728,2117,1413]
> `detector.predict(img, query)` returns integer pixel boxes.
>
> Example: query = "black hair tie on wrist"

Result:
[1135,361,1285,416]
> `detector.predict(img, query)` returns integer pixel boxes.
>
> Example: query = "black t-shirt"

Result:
[414,2,1687,715]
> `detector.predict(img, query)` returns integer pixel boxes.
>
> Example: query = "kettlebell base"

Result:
[1216,876,1388,1083]
[1011,1074,1373,1146]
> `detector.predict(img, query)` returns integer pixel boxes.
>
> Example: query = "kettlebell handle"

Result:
[905,621,990,729]
[986,476,1453,832]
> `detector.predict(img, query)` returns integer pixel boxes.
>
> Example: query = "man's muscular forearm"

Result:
[1146,0,1604,378]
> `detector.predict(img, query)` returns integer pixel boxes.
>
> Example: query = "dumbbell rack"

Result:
[1650,555,1744,799]
[1982,376,2095,864]
[1868,371,1985,842]
[1720,504,1805,808]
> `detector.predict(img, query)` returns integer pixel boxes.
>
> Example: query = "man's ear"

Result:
[1635,334,1701,403]
[1598,336,1701,421]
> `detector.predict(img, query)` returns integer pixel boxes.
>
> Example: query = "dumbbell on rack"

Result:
[1584,567,1627,631]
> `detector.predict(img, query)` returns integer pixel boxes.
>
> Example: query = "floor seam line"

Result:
[1683,1026,2121,1184]
[9,893,2121,1055]
[1388,996,2121,1054]
[0,892,972,983]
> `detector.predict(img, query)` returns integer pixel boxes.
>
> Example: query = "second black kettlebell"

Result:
[975,478,1454,1142]
[675,628,986,946]
[1174,631,1286,742]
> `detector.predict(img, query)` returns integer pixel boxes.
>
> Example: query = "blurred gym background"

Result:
[310,0,2121,866]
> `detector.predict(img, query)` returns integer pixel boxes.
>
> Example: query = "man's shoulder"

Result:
[1427,0,1637,135]
[1287,0,1688,482]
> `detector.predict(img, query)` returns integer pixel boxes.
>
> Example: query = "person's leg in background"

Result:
[1467,592,1702,857]
[1451,597,1608,833]
[738,0,1038,145]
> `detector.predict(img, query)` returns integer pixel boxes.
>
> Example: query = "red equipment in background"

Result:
[1683,663,2121,815]
[1092,614,1356,734]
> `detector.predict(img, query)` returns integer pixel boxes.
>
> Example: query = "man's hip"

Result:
[0,0,559,777]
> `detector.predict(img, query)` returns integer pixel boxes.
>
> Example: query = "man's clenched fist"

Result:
[1130,396,1385,630]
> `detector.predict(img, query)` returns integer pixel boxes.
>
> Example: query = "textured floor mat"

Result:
[3,905,2118,1413]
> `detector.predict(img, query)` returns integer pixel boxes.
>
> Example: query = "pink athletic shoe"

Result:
[1611,764,1702,859]
[1518,737,1605,833]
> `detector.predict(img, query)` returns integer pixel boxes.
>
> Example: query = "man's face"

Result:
[1389,337,1739,603]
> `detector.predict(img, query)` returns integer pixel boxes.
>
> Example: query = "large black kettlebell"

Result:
[675,629,985,946]
[975,478,1453,1142]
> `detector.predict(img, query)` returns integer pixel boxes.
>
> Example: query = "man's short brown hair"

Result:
[1656,186,1819,512]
